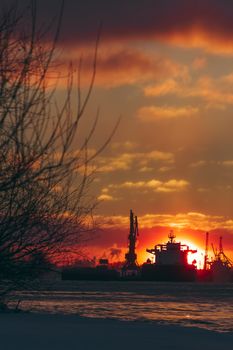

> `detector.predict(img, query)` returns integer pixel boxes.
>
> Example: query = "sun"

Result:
[179,239,205,269]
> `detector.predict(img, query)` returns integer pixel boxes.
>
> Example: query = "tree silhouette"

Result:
[0,1,117,303]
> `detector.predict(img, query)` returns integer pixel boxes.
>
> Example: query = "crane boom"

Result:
[122,209,139,272]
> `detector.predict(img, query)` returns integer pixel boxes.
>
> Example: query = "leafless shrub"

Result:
[0,0,118,302]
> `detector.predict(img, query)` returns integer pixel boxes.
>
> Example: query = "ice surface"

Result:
[0,313,232,350]
[9,281,233,332]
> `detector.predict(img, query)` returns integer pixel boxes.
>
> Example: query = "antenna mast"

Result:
[203,232,209,270]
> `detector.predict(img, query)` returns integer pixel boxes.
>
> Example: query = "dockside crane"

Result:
[122,209,139,275]
[212,236,233,268]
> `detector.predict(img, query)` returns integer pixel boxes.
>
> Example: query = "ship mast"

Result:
[168,230,175,243]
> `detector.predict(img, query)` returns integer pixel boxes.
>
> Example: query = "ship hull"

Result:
[210,261,233,283]
[62,267,120,281]
[141,264,197,282]
[62,265,197,282]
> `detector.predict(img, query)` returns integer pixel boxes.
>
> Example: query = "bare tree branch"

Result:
[0,1,117,302]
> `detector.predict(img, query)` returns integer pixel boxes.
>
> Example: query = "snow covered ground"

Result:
[0,313,232,350]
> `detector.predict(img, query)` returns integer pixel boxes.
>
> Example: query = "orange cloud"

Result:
[97,150,174,173]
[222,160,233,166]
[96,212,233,232]
[192,57,207,70]
[108,178,189,193]
[57,45,185,88]
[24,1,233,57]
[189,159,233,169]
[137,106,199,121]
[158,28,233,55]
[98,194,114,201]
[144,73,233,110]
[190,160,207,168]
[98,188,118,201]
[144,79,179,97]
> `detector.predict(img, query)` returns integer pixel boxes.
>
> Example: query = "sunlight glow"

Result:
[179,239,205,269]
[138,236,206,269]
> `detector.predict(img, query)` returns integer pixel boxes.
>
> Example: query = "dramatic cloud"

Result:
[108,178,190,193]
[3,0,233,262]
[144,79,179,97]
[98,194,114,201]
[189,160,233,168]
[144,73,233,109]
[137,106,199,121]
[96,211,233,232]
[58,45,184,88]
[97,150,174,173]
[24,0,233,55]
[97,153,132,172]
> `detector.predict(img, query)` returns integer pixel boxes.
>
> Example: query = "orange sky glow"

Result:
[22,0,233,264]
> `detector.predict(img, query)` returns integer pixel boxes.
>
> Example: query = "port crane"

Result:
[122,209,139,274]
[211,236,233,268]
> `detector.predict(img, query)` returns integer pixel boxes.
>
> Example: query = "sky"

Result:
[6,0,233,265]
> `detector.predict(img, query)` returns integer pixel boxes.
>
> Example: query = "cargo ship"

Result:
[141,231,197,281]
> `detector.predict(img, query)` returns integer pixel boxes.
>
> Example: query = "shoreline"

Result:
[0,312,232,350]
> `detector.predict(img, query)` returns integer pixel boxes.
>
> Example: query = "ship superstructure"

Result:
[142,231,197,281]
[146,231,197,266]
